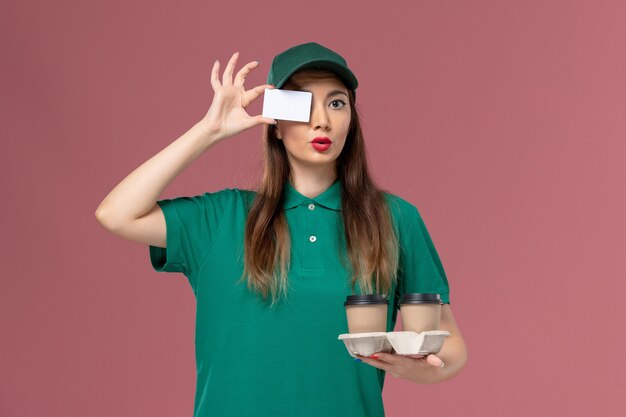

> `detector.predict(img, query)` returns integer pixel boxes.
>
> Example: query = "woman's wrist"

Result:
[194,119,223,148]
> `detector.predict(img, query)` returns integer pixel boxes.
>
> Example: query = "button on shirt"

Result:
[148,179,450,417]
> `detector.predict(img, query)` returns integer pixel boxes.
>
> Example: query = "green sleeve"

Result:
[148,189,241,290]
[392,196,451,305]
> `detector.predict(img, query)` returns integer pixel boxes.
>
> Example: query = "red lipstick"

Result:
[311,137,332,152]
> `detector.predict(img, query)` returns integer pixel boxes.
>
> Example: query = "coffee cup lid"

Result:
[399,293,442,304]
[344,294,388,306]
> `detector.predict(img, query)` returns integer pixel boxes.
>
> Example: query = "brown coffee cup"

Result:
[344,294,388,334]
[399,293,442,333]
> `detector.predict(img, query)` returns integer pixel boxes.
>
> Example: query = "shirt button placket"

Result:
[308,202,316,243]
[303,201,321,274]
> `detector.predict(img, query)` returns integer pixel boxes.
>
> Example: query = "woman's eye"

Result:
[330,99,346,109]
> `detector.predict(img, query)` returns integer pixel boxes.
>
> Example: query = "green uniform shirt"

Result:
[149,179,450,417]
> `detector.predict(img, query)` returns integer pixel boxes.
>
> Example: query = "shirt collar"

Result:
[283,179,341,211]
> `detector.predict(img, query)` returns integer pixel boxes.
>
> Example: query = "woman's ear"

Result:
[275,124,282,140]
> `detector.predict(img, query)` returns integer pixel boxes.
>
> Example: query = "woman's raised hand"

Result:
[200,51,276,142]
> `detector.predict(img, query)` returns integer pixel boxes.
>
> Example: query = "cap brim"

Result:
[274,59,358,92]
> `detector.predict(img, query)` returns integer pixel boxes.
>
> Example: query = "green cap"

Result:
[267,42,359,98]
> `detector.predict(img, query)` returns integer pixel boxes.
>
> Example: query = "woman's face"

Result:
[275,71,351,174]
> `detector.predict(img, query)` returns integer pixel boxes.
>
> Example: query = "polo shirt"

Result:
[149,179,450,417]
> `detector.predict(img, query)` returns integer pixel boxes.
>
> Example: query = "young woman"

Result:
[96,42,467,417]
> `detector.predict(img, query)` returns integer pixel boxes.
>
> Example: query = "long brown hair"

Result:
[240,69,399,306]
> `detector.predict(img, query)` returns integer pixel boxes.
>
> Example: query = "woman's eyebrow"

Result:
[300,89,348,98]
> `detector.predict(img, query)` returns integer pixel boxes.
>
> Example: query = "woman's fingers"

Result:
[212,53,263,91]
[244,85,277,125]
[251,114,278,126]
[355,355,390,371]
[425,354,445,368]
[244,84,274,106]
[222,51,239,86]
[234,60,260,86]
[210,59,221,91]
[210,52,242,90]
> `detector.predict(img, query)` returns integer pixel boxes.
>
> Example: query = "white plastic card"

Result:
[262,88,312,122]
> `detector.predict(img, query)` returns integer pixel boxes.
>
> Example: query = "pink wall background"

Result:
[2,1,625,416]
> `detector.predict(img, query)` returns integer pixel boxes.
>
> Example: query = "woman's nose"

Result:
[310,104,330,130]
